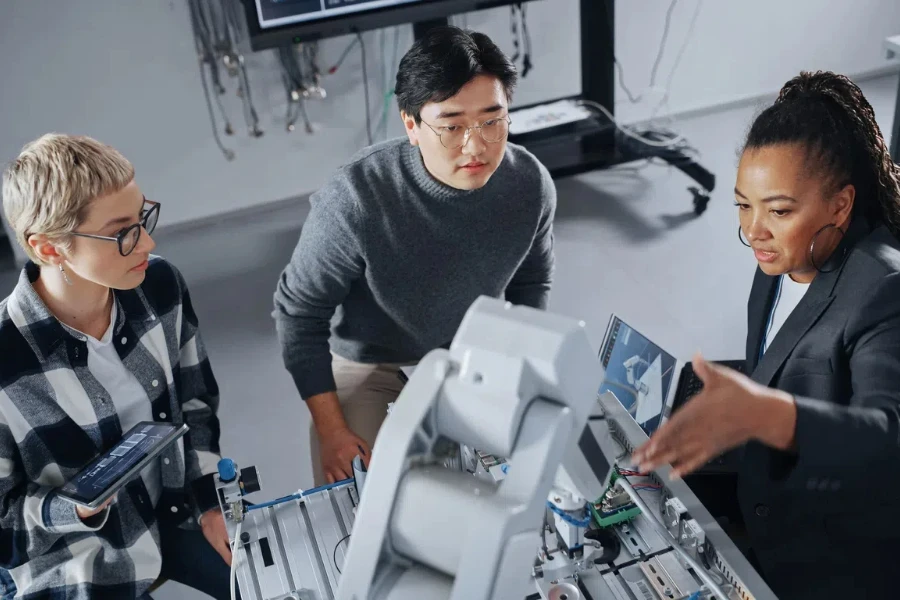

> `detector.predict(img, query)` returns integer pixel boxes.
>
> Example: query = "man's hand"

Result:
[307,391,371,484]
[76,495,115,522]
[318,427,370,484]
[201,508,232,566]
[631,353,797,479]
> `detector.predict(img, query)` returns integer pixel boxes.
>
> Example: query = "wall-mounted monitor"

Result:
[242,0,537,50]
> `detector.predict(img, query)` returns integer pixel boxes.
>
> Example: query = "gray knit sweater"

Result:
[273,138,556,399]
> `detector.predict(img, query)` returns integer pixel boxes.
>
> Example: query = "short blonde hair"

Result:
[2,134,135,265]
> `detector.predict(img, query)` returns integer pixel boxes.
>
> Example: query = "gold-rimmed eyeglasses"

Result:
[420,116,512,149]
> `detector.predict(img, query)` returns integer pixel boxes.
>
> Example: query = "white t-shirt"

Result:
[69,300,162,506]
[763,275,810,353]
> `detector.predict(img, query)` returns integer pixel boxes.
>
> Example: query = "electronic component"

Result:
[591,470,641,528]
[679,518,706,559]
[601,488,633,512]
[664,496,689,529]
[459,446,509,482]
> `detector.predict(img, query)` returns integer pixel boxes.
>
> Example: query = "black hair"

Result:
[743,71,900,238]
[394,26,518,124]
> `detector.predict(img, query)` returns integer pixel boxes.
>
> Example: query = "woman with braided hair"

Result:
[633,71,900,597]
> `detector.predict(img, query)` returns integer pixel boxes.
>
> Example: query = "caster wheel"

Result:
[688,186,711,215]
[693,194,710,215]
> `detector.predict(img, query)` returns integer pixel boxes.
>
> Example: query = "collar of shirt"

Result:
[8,261,158,361]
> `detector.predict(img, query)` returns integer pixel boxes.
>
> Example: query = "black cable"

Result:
[649,0,678,89]
[600,0,678,105]
[305,43,321,84]
[196,55,235,160]
[208,0,227,53]
[356,31,374,146]
[329,36,360,74]
[216,0,261,136]
[584,527,621,565]
[193,0,226,95]
[223,0,245,46]
[540,507,551,556]
[510,5,521,62]
[333,533,352,574]
[187,0,234,159]
[520,3,532,77]
[189,0,230,123]
[278,45,316,134]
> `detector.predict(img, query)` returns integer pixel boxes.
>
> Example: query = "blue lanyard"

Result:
[759,275,784,362]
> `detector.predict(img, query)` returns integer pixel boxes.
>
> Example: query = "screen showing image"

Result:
[256,0,425,29]
[599,317,677,437]
[60,422,178,504]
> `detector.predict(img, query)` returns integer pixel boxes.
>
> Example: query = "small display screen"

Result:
[256,0,424,30]
[599,316,677,437]
[59,422,181,505]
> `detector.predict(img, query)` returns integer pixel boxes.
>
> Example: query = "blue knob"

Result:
[218,458,237,482]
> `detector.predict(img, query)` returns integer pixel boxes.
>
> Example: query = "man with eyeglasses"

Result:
[274,27,557,486]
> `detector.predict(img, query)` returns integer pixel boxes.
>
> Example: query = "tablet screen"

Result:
[58,421,185,506]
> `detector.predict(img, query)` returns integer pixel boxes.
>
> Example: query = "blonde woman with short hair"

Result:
[0,134,236,599]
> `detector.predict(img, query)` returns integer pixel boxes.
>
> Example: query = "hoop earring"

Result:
[59,263,73,286]
[809,224,846,273]
[738,225,751,248]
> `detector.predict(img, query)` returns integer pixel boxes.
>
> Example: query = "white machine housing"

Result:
[214,297,780,600]
[336,296,602,600]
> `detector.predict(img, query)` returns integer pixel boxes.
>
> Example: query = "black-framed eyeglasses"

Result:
[71,199,160,257]
[421,116,512,149]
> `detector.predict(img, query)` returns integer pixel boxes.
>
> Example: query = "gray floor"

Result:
[0,74,896,599]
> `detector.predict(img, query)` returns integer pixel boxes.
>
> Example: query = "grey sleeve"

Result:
[780,273,900,505]
[505,164,557,309]
[273,178,365,399]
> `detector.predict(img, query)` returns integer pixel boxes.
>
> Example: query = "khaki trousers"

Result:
[309,353,414,486]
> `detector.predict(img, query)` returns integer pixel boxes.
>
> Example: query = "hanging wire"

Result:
[186,0,264,159]
[357,31,374,146]
[220,0,262,137]
[187,0,235,160]
[277,44,316,134]
[520,3,532,77]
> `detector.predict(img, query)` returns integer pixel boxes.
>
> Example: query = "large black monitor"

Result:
[241,0,535,50]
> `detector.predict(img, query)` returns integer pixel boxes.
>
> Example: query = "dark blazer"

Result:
[739,217,900,598]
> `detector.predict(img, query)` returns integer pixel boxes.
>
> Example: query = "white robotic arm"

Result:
[336,297,602,600]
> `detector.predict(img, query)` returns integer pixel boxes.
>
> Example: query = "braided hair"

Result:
[743,71,900,238]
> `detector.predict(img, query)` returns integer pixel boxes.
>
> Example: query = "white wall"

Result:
[613,0,900,124]
[1,0,899,247]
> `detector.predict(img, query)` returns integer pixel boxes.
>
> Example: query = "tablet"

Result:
[56,421,189,510]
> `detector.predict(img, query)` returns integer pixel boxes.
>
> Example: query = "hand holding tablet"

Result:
[75,496,115,522]
[57,421,188,511]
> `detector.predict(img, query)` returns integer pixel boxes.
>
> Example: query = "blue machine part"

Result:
[218,457,237,482]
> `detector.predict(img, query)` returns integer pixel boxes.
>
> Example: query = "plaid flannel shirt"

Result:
[0,257,222,600]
